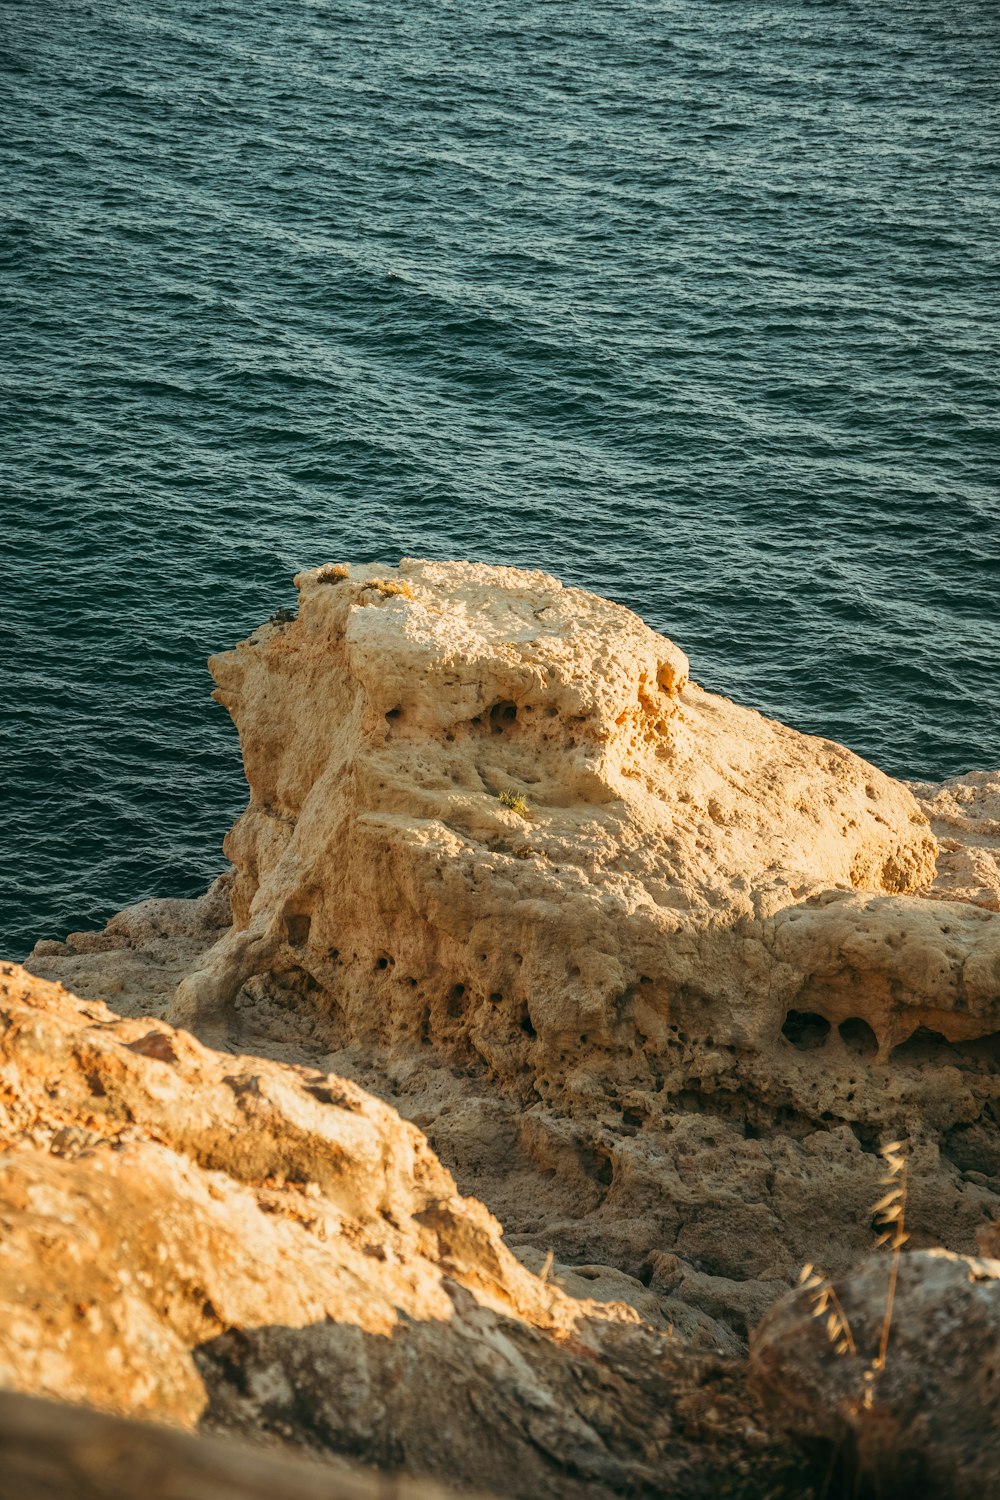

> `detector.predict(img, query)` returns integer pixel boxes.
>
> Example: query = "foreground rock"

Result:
[26,561,1000,1359]
[0,962,794,1499]
[0,1387,459,1500]
[750,1248,1000,1498]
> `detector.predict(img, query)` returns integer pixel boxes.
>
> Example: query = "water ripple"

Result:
[2,0,999,957]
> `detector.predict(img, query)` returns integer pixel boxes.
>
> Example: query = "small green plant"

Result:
[268,607,297,626]
[362,576,416,600]
[498,787,529,817]
[316,562,351,584]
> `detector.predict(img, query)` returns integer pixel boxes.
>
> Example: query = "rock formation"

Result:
[0,962,788,1498]
[20,559,1000,1493]
[750,1248,1000,1499]
[0,1386,459,1500]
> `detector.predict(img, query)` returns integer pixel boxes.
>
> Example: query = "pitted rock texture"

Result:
[749,1249,1000,1499]
[0,963,795,1500]
[165,559,963,1071]
[26,561,1000,1345]
[912,770,1000,913]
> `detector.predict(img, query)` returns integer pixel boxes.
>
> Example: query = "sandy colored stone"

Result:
[912,770,1000,912]
[24,561,1000,1350]
[0,962,795,1499]
[163,559,953,1062]
[749,1248,1000,1498]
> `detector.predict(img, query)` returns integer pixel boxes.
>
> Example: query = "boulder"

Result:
[749,1248,1000,1498]
[0,962,787,1499]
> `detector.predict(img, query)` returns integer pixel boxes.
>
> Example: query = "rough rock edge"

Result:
[0,962,799,1499]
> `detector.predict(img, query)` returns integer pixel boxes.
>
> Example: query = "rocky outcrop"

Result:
[0,961,791,1499]
[24,560,1000,1419]
[170,559,957,1064]
[749,1248,1000,1499]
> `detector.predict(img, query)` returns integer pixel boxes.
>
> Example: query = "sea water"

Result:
[3,0,998,957]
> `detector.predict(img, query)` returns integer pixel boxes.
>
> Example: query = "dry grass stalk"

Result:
[798,1139,909,1380]
[870,1140,908,1379]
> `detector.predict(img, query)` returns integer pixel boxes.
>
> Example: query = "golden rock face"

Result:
[17,560,1000,1497]
[0,961,741,1499]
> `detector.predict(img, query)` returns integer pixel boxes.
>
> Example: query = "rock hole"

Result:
[489,700,518,733]
[579,1144,614,1187]
[446,984,465,1018]
[839,1017,878,1056]
[385,707,402,722]
[520,1010,537,1038]
[284,912,311,947]
[849,1121,880,1154]
[622,1109,644,1128]
[891,1026,952,1062]
[489,991,502,1004]
[375,956,390,971]
[781,1010,831,1050]
[569,964,581,978]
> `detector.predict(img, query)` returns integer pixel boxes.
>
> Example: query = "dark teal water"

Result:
[3,0,998,959]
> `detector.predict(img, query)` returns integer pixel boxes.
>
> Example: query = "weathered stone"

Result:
[25,561,1000,1331]
[0,1386,462,1500]
[749,1248,1000,1498]
[0,962,789,1499]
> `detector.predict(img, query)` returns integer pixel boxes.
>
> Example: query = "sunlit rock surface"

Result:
[25,560,1000,1443]
[0,961,787,1498]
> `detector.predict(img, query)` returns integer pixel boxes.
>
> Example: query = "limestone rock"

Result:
[0,962,786,1499]
[163,559,955,1069]
[26,875,233,1018]
[912,770,1000,912]
[25,561,1000,1325]
[749,1248,1000,1498]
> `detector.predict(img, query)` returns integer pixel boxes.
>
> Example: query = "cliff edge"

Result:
[21,559,1000,1492]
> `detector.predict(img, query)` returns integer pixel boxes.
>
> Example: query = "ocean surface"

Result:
[3,0,998,959]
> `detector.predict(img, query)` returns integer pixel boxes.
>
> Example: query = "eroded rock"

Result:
[749,1248,1000,1499]
[24,561,1000,1345]
[0,962,792,1499]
